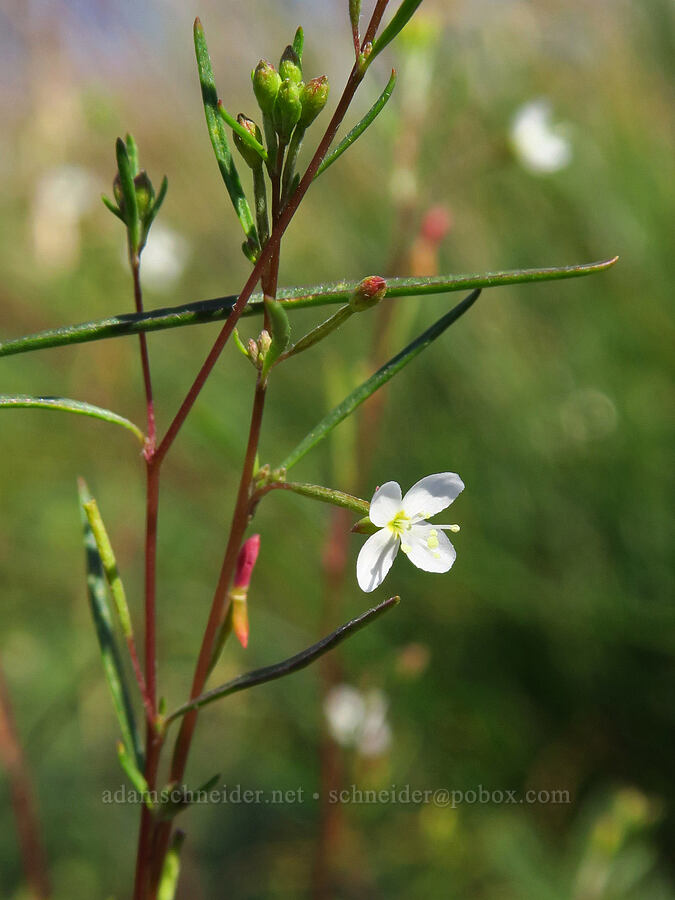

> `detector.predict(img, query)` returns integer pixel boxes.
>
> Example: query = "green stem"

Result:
[282,126,305,204]
[252,481,369,516]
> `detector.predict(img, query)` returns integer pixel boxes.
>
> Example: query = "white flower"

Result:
[356,472,464,593]
[510,100,572,174]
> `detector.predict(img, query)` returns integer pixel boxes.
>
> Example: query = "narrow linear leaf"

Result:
[193,17,258,247]
[258,481,370,516]
[370,0,424,63]
[78,480,143,770]
[315,69,397,178]
[280,289,481,471]
[117,741,150,803]
[0,258,618,359]
[0,395,144,443]
[83,498,134,639]
[166,596,399,724]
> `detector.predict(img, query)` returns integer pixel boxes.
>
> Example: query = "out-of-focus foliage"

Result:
[0,0,672,897]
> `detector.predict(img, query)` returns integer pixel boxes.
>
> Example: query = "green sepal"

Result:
[115,136,140,252]
[292,26,304,63]
[261,298,291,379]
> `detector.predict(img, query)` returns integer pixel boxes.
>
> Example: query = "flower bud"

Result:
[349,275,387,312]
[133,171,155,221]
[299,76,330,127]
[229,534,260,649]
[279,45,302,84]
[252,60,281,117]
[112,173,124,211]
[273,79,302,141]
[258,329,272,358]
[233,114,264,169]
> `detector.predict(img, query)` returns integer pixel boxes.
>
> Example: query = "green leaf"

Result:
[158,830,185,900]
[144,175,168,234]
[0,258,619,359]
[83,497,134,640]
[101,193,124,221]
[315,69,397,178]
[280,288,481,470]
[0,395,144,443]
[369,0,424,64]
[156,773,220,822]
[117,741,151,804]
[78,479,143,770]
[166,596,399,725]
[261,298,291,379]
[193,17,258,249]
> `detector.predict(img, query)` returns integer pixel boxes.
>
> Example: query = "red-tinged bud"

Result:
[233,114,264,169]
[349,275,387,312]
[229,535,260,650]
[233,534,260,588]
[299,76,330,127]
[252,60,282,118]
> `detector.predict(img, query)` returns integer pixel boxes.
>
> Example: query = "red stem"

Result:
[362,0,391,49]
[0,659,50,899]
[132,259,156,455]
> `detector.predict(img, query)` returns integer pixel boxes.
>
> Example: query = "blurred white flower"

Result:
[132,223,190,292]
[324,685,392,757]
[32,164,97,270]
[559,387,618,443]
[510,100,572,174]
[357,473,463,593]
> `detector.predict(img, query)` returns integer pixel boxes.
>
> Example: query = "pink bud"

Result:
[233,534,260,588]
[232,599,249,649]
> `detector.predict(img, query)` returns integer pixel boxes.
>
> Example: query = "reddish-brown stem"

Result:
[362,0,391,49]
[0,659,50,899]
[132,729,163,900]
[131,258,156,454]
[125,634,155,727]
[143,462,160,715]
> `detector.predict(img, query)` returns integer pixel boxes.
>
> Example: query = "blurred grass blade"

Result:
[78,480,143,770]
[194,17,259,250]
[158,830,185,900]
[315,70,397,178]
[0,258,618,359]
[0,395,144,443]
[280,289,481,471]
[166,596,400,724]
[369,0,424,64]
[116,741,150,804]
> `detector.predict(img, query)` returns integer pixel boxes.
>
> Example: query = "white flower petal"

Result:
[401,523,456,573]
[369,481,403,527]
[401,472,464,519]
[357,528,399,592]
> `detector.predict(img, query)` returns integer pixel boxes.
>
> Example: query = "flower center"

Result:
[387,509,411,538]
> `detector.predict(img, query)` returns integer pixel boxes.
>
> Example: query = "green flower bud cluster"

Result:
[103,135,168,257]
[250,31,330,149]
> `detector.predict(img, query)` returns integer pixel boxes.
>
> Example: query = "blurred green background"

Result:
[0,0,673,897]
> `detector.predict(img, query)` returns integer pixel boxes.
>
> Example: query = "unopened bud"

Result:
[258,329,272,358]
[229,534,260,649]
[349,275,387,311]
[273,79,302,141]
[299,76,330,127]
[247,338,258,360]
[233,114,264,169]
[133,171,155,221]
[252,60,281,117]
[279,45,302,84]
